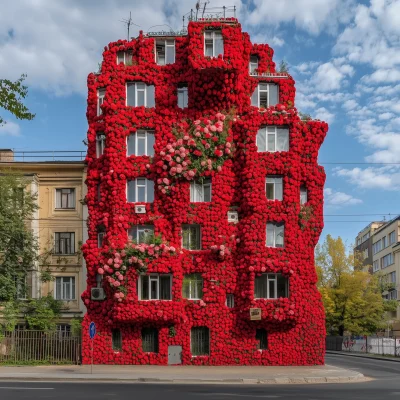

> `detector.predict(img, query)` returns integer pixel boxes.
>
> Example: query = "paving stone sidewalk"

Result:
[0,364,366,384]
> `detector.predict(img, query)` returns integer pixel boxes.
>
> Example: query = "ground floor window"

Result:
[142,327,159,353]
[191,327,210,356]
[256,329,268,350]
[112,329,122,351]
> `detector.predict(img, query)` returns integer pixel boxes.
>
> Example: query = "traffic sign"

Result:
[89,322,96,340]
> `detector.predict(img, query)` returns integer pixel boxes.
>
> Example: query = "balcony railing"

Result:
[0,151,86,162]
[250,72,289,79]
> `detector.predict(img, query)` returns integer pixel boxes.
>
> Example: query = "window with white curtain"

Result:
[138,274,172,300]
[204,30,224,57]
[128,225,154,243]
[182,274,203,299]
[249,55,259,74]
[127,130,155,156]
[126,82,155,107]
[55,277,76,300]
[251,83,279,108]
[54,232,75,254]
[254,273,288,298]
[156,40,175,65]
[177,85,188,108]
[182,225,201,250]
[266,176,283,201]
[266,223,284,248]
[190,179,211,202]
[256,126,289,152]
[55,188,75,209]
[97,89,105,116]
[127,178,154,202]
[96,132,105,157]
[300,185,308,204]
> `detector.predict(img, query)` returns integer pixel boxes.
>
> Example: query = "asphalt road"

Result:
[0,354,399,400]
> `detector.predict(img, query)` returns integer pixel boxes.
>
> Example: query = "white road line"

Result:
[0,387,54,390]
[199,394,280,398]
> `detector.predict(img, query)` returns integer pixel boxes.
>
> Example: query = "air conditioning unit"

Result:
[227,211,239,223]
[135,205,146,214]
[91,287,106,301]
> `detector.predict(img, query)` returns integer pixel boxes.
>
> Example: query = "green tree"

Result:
[0,74,35,126]
[316,235,394,336]
[278,60,289,73]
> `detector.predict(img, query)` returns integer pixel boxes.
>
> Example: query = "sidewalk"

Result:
[327,350,400,363]
[0,364,365,384]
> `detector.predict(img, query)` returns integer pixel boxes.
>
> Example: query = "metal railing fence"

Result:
[0,330,81,364]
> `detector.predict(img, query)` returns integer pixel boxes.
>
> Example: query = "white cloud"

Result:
[311,60,354,91]
[315,107,335,123]
[324,188,363,206]
[293,61,321,75]
[0,121,21,136]
[362,68,400,84]
[343,99,358,111]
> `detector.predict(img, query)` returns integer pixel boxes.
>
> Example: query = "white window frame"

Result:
[177,85,188,108]
[266,176,283,201]
[116,50,133,65]
[252,83,279,108]
[382,236,387,249]
[54,232,75,255]
[204,30,224,57]
[182,273,203,300]
[96,132,105,157]
[190,179,212,202]
[266,222,284,248]
[97,89,105,116]
[155,39,175,65]
[256,126,289,152]
[138,274,172,300]
[249,55,258,74]
[300,185,308,205]
[127,130,155,157]
[127,178,154,203]
[254,273,289,299]
[373,239,382,255]
[55,188,75,209]
[381,253,394,268]
[373,260,380,272]
[128,225,154,243]
[182,224,201,250]
[389,231,396,245]
[55,276,76,301]
[126,82,155,108]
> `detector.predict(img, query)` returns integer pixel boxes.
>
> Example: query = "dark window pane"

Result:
[142,328,158,353]
[191,327,209,356]
[256,329,268,350]
[112,329,122,351]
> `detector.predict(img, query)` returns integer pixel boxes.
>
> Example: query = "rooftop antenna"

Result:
[202,1,210,18]
[196,1,200,20]
[120,11,140,40]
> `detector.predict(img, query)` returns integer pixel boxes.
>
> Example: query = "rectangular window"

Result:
[254,273,288,299]
[388,290,397,300]
[97,89,105,116]
[226,294,234,308]
[266,176,283,201]
[142,328,159,353]
[251,83,279,108]
[177,85,188,108]
[126,82,155,108]
[127,178,154,203]
[382,236,387,248]
[96,132,105,157]
[362,232,370,242]
[139,274,172,300]
[256,126,289,152]
[182,224,201,250]
[127,130,155,157]
[389,231,396,245]
[266,223,284,248]
[256,329,268,350]
[373,239,382,255]
[390,271,396,283]
[204,30,224,57]
[98,232,105,248]
[249,55,258,74]
[191,327,209,356]
[117,50,133,65]
[357,238,361,246]
[300,185,308,204]
[373,260,380,272]
[54,232,75,254]
[190,179,211,202]
[182,274,203,300]
[55,277,75,300]
[55,188,75,209]
[112,329,122,351]
[382,253,394,268]
[156,39,175,65]
[128,225,154,244]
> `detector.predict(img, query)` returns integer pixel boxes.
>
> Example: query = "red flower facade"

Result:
[82,19,328,365]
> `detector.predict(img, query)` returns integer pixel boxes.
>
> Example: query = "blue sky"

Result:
[0,0,399,247]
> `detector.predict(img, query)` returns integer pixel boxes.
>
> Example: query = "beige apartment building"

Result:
[355,216,400,332]
[0,149,87,330]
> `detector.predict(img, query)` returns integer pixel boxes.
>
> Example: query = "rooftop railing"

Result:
[0,151,86,162]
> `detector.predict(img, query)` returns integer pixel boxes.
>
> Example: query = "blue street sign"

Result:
[89,322,96,340]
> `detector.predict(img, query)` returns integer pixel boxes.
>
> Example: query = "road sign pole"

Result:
[89,322,96,375]
[91,339,93,375]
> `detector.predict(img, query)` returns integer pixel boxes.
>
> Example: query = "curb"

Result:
[326,351,400,363]
[0,374,367,385]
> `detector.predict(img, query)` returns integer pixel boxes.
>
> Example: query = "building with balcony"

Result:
[82,16,328,365]
[0,150,87,330]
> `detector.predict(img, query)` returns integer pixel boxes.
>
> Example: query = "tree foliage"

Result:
[0,74,35,126]
[316,235,395,336]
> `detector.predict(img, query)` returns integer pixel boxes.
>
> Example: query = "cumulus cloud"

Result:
[324,188,362,206]
[311,60,354,91]
[315,107,335,124]
[0,121,21,136]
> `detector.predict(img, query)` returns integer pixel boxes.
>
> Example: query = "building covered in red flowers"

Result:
[81,15,328,366]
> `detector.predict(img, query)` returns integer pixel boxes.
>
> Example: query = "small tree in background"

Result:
[316,235,395,336]
[0,74,35,126]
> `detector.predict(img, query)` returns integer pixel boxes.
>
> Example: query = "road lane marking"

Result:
[199,394,280,398]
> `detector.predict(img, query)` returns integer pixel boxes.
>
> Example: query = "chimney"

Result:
[0,149,14,162]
